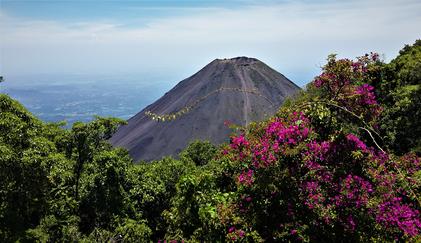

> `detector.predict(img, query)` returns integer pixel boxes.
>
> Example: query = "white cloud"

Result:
[1,0,420,85]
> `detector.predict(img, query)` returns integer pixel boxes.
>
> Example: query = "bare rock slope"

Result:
[110,57,300,162]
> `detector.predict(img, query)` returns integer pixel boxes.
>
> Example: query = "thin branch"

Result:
[357,127,385,153]
[298,100,383,140]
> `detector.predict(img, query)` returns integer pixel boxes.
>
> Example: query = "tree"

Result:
[180,140,218,166]
[127,157,195,241]
[370,40,421,155]
[69,117,126,200]
[0,94,55,241]
[78,149,132,234]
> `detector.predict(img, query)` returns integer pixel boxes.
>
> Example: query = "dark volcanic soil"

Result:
[110,57,300,162]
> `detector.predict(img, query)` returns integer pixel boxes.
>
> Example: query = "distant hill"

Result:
[110,57,300,162]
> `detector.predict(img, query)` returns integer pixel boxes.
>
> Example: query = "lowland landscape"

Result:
[1,1,421,242]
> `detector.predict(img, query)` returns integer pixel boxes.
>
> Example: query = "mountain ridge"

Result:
[110,57,300,162]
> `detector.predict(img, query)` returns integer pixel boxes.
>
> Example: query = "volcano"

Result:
[110,57,300,162]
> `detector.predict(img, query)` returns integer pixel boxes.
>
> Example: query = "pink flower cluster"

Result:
[302,181,325,210]
[230,134,249,150]
[237,169,254,186]
[301,136,421,236]
[313,73,338,88]
[226,122,421,239]
[312,58,354,92]
[376,197,421,237]
[230,113,313,187]
[304,141,332,170]
[311,54,384,123]
[346,133,368,152]
[354,84,377,105]
[254,112,310,166]
[313,53,380,90]
[266,120,310,147]
[230,134,250,160]
[335,175,373,209]
[227,226,245,241]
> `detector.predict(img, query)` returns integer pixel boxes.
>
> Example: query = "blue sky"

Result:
[1,0,420,86]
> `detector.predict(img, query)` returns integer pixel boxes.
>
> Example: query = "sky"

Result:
[1,0,421,86]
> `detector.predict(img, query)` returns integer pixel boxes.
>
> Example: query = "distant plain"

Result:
[1,74,174,126]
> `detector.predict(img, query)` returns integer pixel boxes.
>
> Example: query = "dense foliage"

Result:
[372,40,421,155]
[1,41,420,242]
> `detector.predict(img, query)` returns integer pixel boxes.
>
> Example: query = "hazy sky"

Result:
[1,0,420,86]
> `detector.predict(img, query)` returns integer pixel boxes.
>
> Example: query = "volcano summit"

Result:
[110,57,300,162]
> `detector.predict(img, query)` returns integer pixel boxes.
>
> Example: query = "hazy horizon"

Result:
[1,0,421,87]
